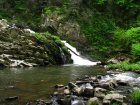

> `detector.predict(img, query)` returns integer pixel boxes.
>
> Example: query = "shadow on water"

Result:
[0,65,106,105]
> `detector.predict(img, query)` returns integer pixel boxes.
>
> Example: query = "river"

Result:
[0,65,106,105]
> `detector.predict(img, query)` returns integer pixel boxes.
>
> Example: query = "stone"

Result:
[0,19,9,30]
[68,82,79,89]
[99,79,118,90]
[5,96,19,101]
[117,80,129,86]
[55,84,64,89]
[107,58,119,64]
[87,97,100,105]
[94,87,107,98]
[80,83,94,96]
[64,89,70,95]
[91,76,98,82]
[103,93,126,104]
[72,100,85,105]
[73,87,83,96]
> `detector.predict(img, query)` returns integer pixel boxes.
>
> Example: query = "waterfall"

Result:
[59,47,66,64]
[62,41,98,66]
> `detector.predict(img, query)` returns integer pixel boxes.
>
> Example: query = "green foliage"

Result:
[108,61,140,71]
[126,27,140,44]
[131,90,140,104]
[44,6,65,16]
[79,13,117,59]
[131,44,140,61]
[34,32,66,48]
[114,27,140,46]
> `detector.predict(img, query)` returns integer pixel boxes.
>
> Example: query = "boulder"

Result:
[55,84,65,89]
[64,89,71,95]
[103,93,126,105]
[0,19,9,30]
[94,87,107,99]
[87,97,100,105]
[99,79,118,90]
[80,83,94,96]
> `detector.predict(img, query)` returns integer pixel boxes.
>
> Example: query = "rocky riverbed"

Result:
[23,71,140,105]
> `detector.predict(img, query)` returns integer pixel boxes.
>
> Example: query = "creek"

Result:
[0,66,105,105]
[0,40,140,105]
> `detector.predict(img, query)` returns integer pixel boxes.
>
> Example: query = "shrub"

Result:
[114,27,140,49]
[108,61,140,71]
[131,43,140,61]
[125,27,140,44]
[131,90,140,104]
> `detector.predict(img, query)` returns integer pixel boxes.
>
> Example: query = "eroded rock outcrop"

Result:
[0,19,72,67]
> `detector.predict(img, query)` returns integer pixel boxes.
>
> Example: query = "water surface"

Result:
[0,65,106,105]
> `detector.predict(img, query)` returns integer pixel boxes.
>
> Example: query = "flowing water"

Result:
[61,41,99,66]
[0,66,106,105]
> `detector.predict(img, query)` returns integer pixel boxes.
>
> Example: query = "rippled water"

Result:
[0,65,105,105]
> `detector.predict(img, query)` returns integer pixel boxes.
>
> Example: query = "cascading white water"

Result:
[62,41,98,66]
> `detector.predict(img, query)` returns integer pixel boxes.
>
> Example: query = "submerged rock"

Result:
[5,96,19,101]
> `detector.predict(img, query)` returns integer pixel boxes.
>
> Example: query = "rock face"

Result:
[41,13,86,48]
[0,20,72,67]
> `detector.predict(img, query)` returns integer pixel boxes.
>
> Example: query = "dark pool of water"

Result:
[0,65,106,105]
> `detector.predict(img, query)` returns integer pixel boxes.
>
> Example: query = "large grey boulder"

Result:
[103,93,126,105]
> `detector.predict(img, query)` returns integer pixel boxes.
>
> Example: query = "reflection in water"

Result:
[0,66,105,105]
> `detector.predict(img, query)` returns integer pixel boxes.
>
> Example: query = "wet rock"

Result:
[5,96,19,101]
[6,86,16,89]
[117,80,129,86]
[75,81,93,85]
[55,84,64,89]
[68,83,83,95]
[99,79,118,90]
[53,91,59,96]
[56,95,71,105]
[68,82,79,89]
[97,75,102,80]
[64,89,71,95]
[94,87,107,98]
[107,58,119,64]
[71,100,85,105]
[103,93,126,104]
[80,83,94,96]
[0,19,9,30]
[36,99,47,105]
[91,76,98,82]
[73,87,83,96]
[87,97,100,105]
